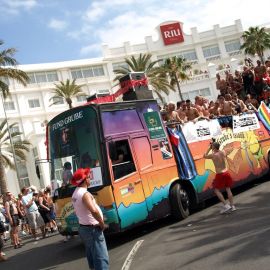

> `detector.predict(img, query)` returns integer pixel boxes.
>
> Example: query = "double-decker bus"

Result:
[47,98,270,236]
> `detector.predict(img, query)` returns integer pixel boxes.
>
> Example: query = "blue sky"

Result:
[1,0,269,65]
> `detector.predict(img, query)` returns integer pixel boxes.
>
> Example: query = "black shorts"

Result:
[11,214,20,227]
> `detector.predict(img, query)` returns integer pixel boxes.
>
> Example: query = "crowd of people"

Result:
[161,59,270,124]
[0,185,57,261]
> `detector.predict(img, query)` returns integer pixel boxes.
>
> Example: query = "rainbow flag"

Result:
[258,101,270,131]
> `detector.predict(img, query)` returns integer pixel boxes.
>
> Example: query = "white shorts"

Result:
[26,210,45,230]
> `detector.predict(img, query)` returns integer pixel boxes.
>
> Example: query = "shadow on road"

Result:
[2,176,269,270]
[164,177,270,267]
[1,234,85,270]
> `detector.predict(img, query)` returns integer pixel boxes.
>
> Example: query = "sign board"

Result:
[233,113,260,133]
[160,22,184,45]
[182,119,222,143]
[143,111,166,139]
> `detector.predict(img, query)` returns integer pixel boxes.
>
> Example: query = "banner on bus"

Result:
[143,111,166,140]
[232,113,260,133]
[182,119,222,143]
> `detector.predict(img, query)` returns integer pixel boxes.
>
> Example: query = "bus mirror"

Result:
[35,165,41,179]
[109,141,117,161]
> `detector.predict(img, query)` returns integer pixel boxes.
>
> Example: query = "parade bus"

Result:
[47,86,270,236]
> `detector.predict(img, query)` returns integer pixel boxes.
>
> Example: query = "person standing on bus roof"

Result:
[71,168,109,270]
[204,141,236,214]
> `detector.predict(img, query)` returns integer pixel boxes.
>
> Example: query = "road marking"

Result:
[121,240,144,270]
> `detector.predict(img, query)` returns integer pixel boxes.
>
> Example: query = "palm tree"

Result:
[113,53,175,102]
[0,40,30,194]
[241,26,270,63]
[0,40,29,98]
[50,79,86,109]
[162,56,191,101]
[0,120,31,194]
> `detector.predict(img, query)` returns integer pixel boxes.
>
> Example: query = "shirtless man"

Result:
[167,101,183,123]
[185,99,200,121]
[194,96,210,117]
[254,60,267,96]
[231,92,248,113]
[218,95,235,116]
[225,70,234,88]
[245,94,259,109]
[204,141,236,214]
[177,101,188,122]
[209,101,220,118]
[216,73,227,95]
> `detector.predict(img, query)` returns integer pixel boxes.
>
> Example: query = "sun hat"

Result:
[71,168,91,186]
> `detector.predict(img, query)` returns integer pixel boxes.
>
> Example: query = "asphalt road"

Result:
[2,178,270,270]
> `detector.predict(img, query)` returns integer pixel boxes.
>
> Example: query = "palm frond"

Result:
[51,79,85,108]
[0,80,10,98]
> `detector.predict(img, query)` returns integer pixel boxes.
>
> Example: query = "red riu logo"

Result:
[160,22,184,45]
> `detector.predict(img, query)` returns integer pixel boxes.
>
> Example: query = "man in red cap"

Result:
[71,168,109,270]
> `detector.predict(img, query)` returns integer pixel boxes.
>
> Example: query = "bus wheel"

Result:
[267,152,270,175]
[170,183,190,220]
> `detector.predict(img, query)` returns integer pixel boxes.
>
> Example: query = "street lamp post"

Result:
[0,93,21,186]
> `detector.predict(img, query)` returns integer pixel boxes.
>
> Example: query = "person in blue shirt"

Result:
[21,187,46,241]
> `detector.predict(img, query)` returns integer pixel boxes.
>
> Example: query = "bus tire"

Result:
[267,152,270,175]
[170,183,190,220]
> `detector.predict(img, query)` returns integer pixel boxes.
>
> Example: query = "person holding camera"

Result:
[204,140,236,214]
[21,186,46,241]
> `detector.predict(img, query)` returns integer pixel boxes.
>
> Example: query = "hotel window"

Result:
[10,125,20,134]
[4,101,15,111]
[28,73,36,84]
[97,89,110,97]
[51,97,64,105]
[71,69,83,79]
[27,71,58,84]
[200,88,211,96]
[10,125,21,142]
[35,72,47,83]
[47,72,59,82]
[112,62,129,72]
[93,66,105,76]
[17,162,30,189]
[76,95,87,102]
[225,39,241,52]
[82,69,94,78]
[183,88,211,101]
[202,45,220,58]
[157,50,197,65]
[28,99,40,108]
[180,50,198,61]
[71,66,105,79]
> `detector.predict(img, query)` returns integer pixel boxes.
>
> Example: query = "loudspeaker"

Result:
[119,72,153,101]
[86,93,97,102]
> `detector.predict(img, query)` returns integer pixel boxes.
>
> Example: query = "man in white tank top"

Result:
[71,168,109,270]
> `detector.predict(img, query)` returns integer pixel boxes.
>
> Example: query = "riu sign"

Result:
[160,22,184,45]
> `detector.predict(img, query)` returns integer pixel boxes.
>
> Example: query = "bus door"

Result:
[108,138,149,230]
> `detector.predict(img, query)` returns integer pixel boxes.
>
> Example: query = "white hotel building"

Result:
[1,19,269,195]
